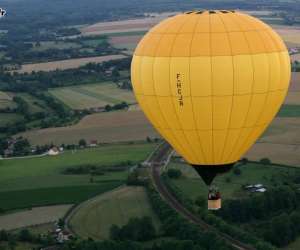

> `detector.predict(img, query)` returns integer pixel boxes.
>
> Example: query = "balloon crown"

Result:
[184,10,236,15]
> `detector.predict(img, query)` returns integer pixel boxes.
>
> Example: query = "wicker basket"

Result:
[208,198,221,210]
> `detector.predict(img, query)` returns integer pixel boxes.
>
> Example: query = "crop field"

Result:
[19,110,158,145]
[0,91,16,109]
[69,186,160,240]
[110,35,142,54]
[15,55,126,73]
[167,160,300,201]
[0,205,72,230]
[0,143,156,211]
[274,25,300,47]
[49,82,136,110]
[80,13,176,36]
[16,93,47,114]
[244,117,300,166]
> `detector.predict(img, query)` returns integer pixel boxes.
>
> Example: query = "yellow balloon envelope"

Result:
[131,10,290,185]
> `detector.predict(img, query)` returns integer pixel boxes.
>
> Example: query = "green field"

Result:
[16,93,49,114]
[0,113,24,127]
[277,104,300,117]
[49,82,136,109]
[113,43,137,54]
[106,31,146,37]
[82,38,107,47]
[166,160,300,201]
[0,91,15,109]
[0,242,38,250]
[69,186,160,240]
[0,143,156,211]
[284,236,300,250]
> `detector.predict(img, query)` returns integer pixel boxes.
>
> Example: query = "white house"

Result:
[48,147,60,156]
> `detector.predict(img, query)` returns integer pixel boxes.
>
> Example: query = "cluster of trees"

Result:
[104,102,129,112]
[261,211,300,247]
[219,186,299,223]
[167,169,182,179]
[62,161,133,175]
[0,229,55,249]
[110,217,156,241]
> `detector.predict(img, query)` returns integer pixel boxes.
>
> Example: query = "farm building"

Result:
[89,140,98,147]
[48,147,60,156]
[244,184,267,193]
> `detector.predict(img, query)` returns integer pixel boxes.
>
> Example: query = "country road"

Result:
[149,142,254,250]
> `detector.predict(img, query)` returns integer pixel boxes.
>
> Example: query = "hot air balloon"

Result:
[131,10,291,209]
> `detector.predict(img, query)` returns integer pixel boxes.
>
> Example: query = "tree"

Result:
[105,104,112,112]
[167,169,182,179]
[18,229,33,242]
[109,224,121,240]
[79,139,87,147]
[260,158,271,165]
[195,196,206,208]
[233,168,241,176]
[58,218,65,228]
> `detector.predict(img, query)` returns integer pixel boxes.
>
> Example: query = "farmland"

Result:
[110,35,143,54]
[15,55,126,73]
[166,159,300,201]
[69,186,160,240]
[0,91,15,109]
[80,13,176,36]
[274,25,300,47]
[49,82,136,110]
[0,205,72,230]
[0,143,156,211]
[18,110,158,145]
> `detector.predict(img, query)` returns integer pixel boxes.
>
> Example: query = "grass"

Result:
[16,93,49,114]
[69,186,160,240]
[82,38,107,47]
[284,236,300,250]
[0,242,39,250]
[0,143,156,211]
[113,43,137,54]
[49,82,136,109]
[0,91,16,109]
[166,160,300,201]
[277,105,300,117]
[0,100,16,109]
[0,183,122,211]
